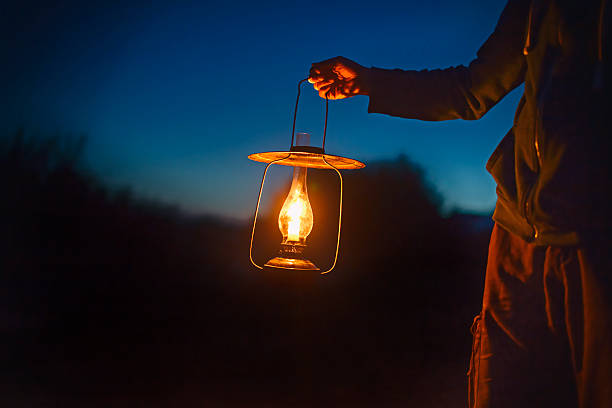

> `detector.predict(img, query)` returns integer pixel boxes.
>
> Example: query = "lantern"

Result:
[248,78,365,274]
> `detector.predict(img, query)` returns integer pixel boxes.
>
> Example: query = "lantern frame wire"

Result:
[248,77,361,274]
[248,155,342,274]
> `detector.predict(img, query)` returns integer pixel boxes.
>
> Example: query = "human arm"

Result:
[309,0,530,121]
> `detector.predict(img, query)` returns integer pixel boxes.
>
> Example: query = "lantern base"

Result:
[264,256,319,271]
[265,242,319,270]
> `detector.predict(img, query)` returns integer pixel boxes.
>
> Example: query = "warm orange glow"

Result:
[278,166,313,245]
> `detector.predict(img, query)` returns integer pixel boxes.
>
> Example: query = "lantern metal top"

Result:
[248,150,365,169]
[247,77,365,170]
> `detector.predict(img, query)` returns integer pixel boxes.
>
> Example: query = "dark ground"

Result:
[0,132,493,407]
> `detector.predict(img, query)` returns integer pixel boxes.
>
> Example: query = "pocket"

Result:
[467,313,482,408]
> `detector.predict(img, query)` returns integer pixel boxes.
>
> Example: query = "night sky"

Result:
[3,0,522,219]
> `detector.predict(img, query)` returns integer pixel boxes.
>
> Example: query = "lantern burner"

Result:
[265,242,319,271]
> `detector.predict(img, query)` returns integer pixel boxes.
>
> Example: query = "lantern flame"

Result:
[278,166,313,244]
[286,200,304,241]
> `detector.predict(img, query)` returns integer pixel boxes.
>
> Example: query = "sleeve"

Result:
[367,0,530,121]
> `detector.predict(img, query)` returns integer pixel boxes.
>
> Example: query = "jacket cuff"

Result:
[367,67,416,117]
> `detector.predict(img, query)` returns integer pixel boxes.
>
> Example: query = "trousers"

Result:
[468,224,612,408]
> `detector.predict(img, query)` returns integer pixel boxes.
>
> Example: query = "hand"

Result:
[309,56,370,100]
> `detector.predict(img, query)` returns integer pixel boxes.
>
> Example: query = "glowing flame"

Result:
[286,200,305,241]
[278,166,313,244]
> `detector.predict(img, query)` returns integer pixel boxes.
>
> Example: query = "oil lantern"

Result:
[248,78,365,274]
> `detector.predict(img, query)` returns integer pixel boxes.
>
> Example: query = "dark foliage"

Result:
[0,131,492,407]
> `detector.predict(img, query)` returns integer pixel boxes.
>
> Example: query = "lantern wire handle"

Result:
[249,154,291,270]
[323,95,328,150]
[320,155,343,275]
[291,78,329,151]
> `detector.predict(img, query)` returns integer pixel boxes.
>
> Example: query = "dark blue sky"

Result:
[3,0,522,219]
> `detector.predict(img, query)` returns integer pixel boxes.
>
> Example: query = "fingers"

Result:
[319,89,346,100]
[309,57,342,81]
[317,83,331,98]
[309,64,335,93]
[309,57,362,99]
[308,69,320,84]
[312,78,334,91]
[309,70,330,86]
[308,66,322,83]
[309,58,341,96]
[317,83,348,100]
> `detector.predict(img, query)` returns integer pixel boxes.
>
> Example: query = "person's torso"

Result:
[489,0,612,245]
